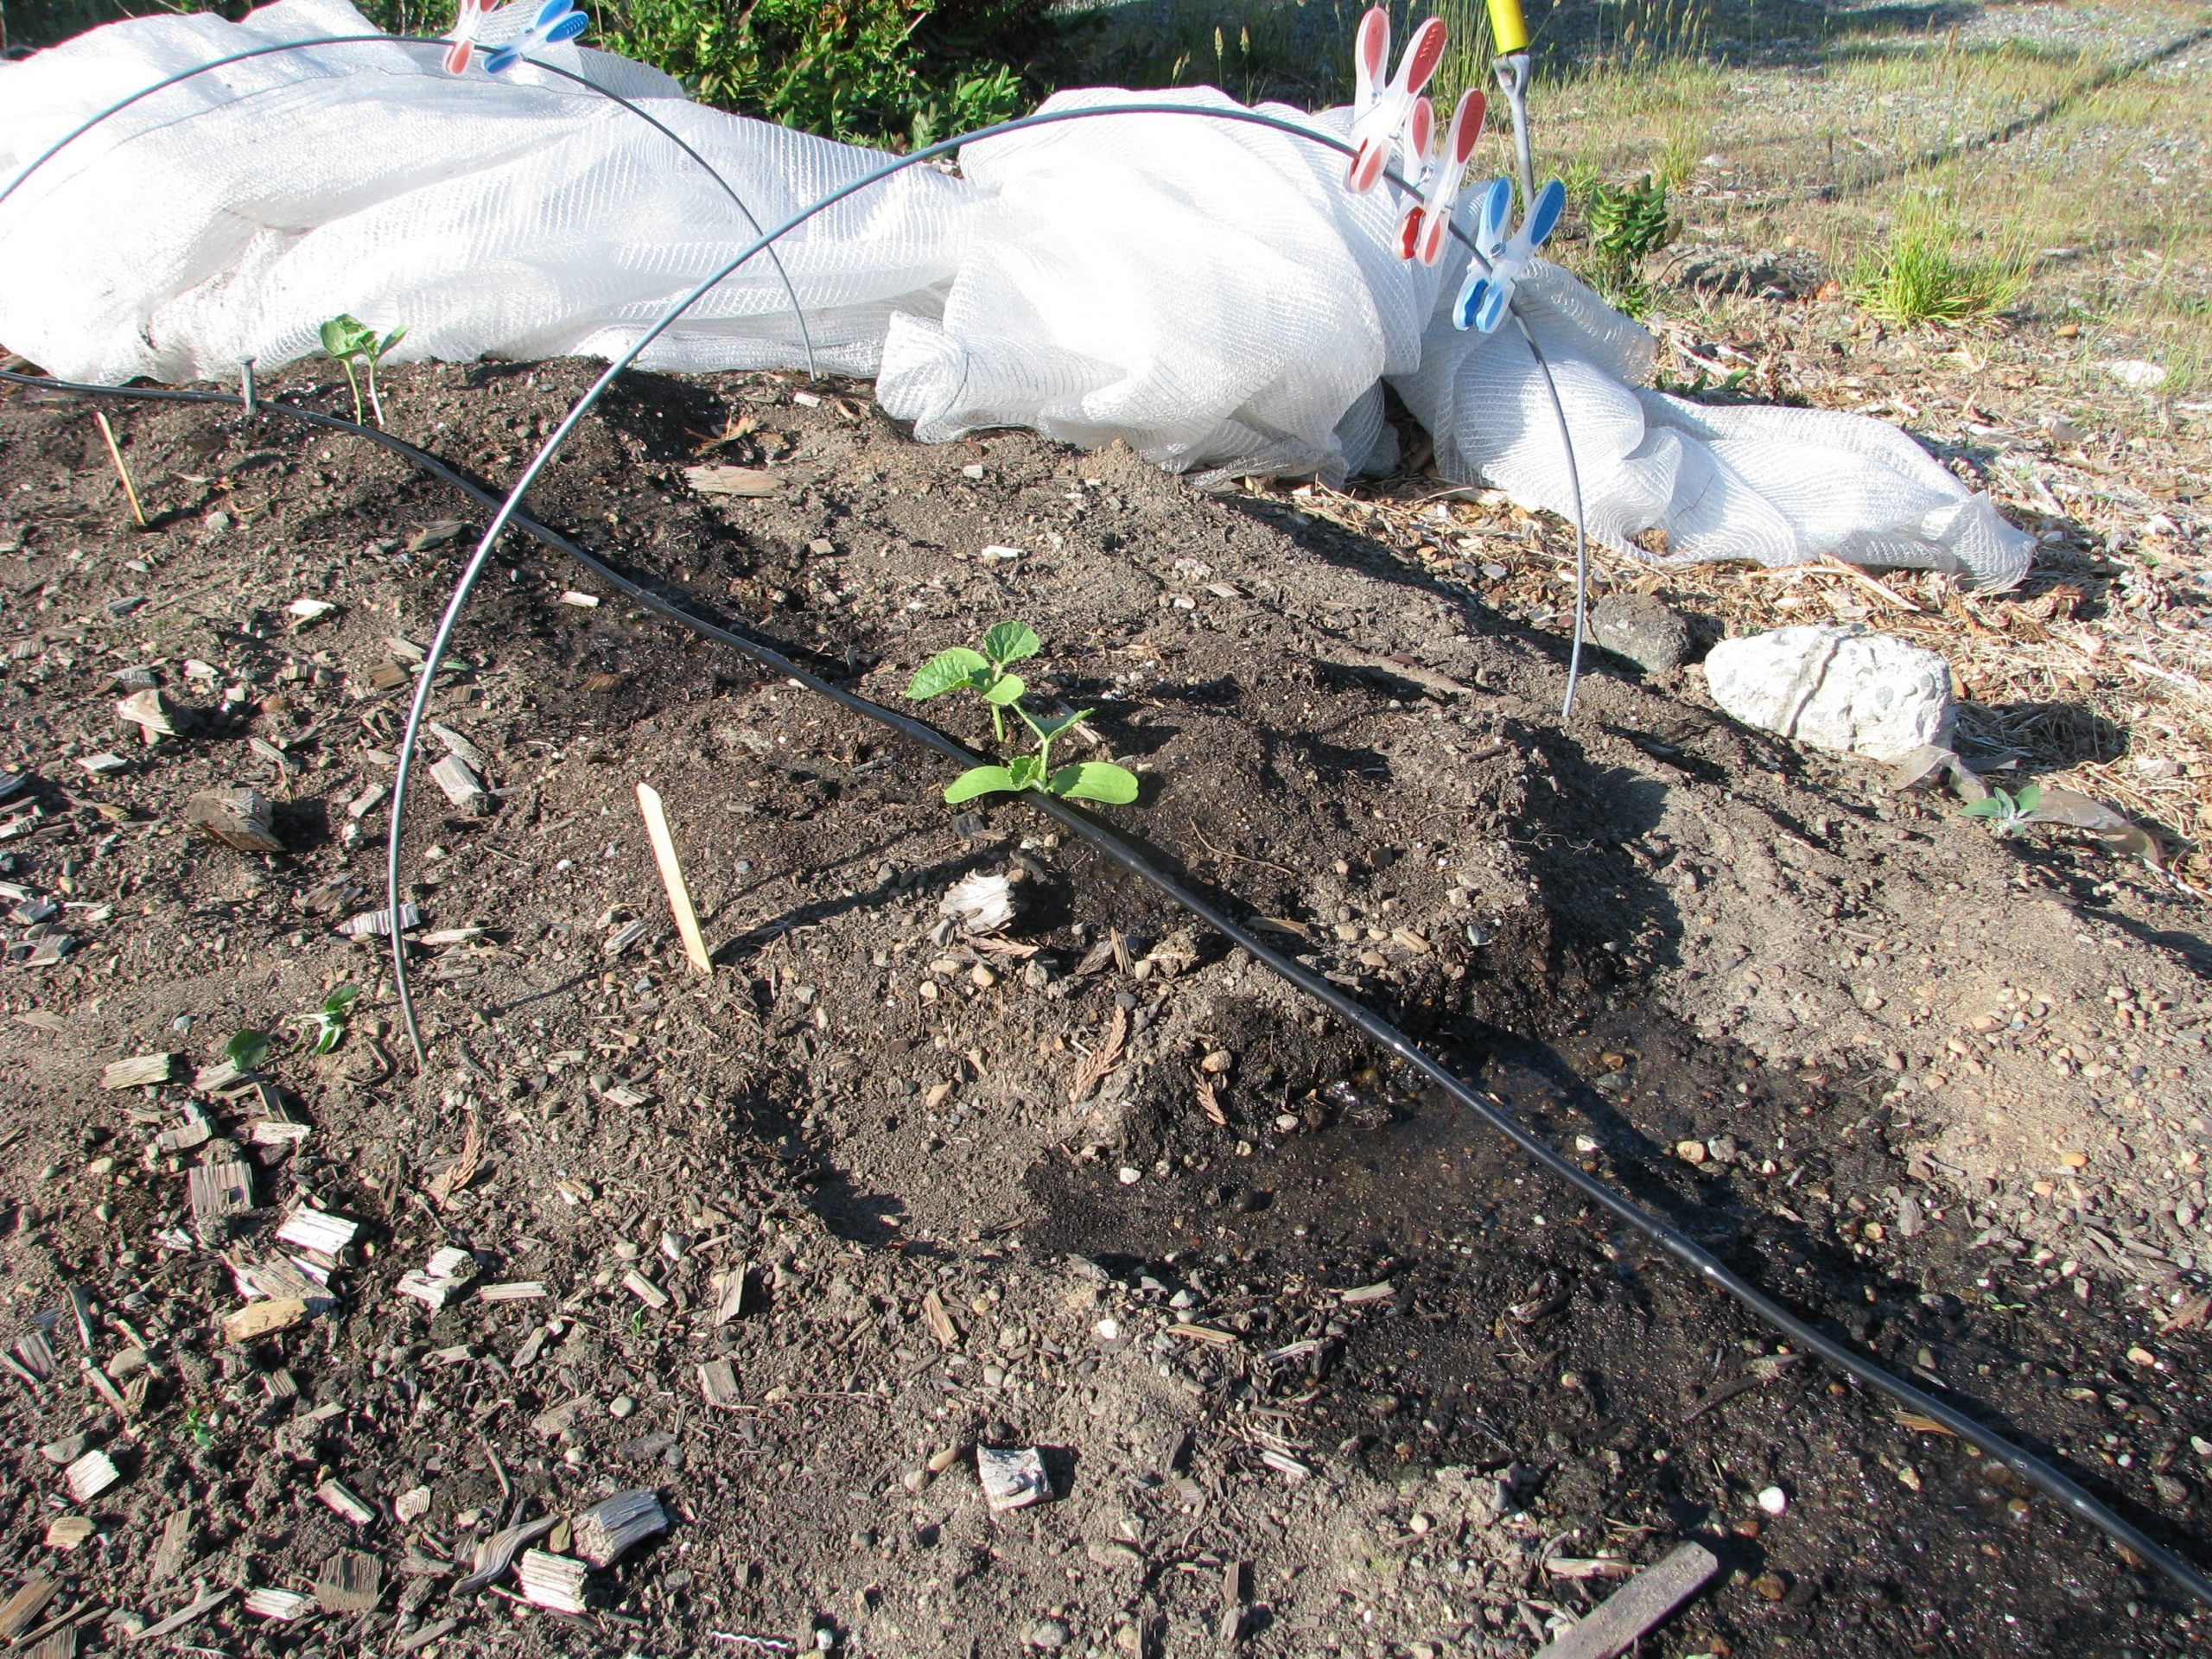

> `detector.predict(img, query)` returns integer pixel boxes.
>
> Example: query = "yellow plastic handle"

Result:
[1486,0,1529,54]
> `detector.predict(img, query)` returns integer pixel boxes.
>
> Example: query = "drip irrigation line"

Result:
[0,32,820,380]
[7,363,2209,1612]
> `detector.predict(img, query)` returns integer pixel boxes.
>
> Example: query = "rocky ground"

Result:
[0,351,2205,1659]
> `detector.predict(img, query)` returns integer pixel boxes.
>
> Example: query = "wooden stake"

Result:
[92,412,146,528]
[635,782,711,975]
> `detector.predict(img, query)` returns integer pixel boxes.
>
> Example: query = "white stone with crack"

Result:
[1702,624,1953,761]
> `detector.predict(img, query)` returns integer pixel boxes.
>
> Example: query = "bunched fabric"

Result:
[0,0,2033,588]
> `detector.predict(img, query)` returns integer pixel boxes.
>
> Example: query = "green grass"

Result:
[1851,208,2027,327]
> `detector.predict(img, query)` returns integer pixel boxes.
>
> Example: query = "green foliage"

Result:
[1852,213,2027,327]
[1961,782,2042,838]
[1582,173,1673,315]
[595,0,1030,149]
[909,620,1037,741]
[318,314,407,427]
[224,1029,270,1071]
[296,984,361,1055]
[906,623,1141,808]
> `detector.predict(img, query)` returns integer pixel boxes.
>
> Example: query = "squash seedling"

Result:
[296,983,361,1053]
[907,622,1142,807]
[318,314,407,427]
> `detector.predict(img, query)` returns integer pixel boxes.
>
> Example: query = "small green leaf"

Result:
[1029,708,1091,742]
[225,1029,270,1071]
[982,672,1027,707]
[907,647,990,701]
[310,1017,345,1055]
[320,315,373,359]
[377,325,409,359]
[2013,783,2042,814]
[1048,762,1140,804]
[1960,797,2005,818]
[322,984,360,1016]
[1007,753,1046,791]
[980,621,1040,667]
[944,765,1018,804]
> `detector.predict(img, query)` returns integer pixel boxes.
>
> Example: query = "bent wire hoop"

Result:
[370,98,1590,1063]
[0,32,823,379]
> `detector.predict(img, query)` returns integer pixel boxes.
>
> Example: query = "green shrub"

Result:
[596,0,1032,148]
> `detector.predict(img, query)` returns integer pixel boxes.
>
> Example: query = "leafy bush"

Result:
[596,0,1033,148]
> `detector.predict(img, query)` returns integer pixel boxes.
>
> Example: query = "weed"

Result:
[318,314,406,427]
[1852,212,2027,328]
[224,1028,270,1071]
[296,984,360,1054]
[180,1404,217,1448]
[1961,782,2041,837]
[906,623,1141,807]
[1582,173,1671,315]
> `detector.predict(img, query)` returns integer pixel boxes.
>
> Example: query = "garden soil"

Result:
[0,359,2206,1658]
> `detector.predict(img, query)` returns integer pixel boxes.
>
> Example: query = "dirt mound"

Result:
[0,362,2203,1656]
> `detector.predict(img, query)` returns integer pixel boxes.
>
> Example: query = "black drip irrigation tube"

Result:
[7,362,2209,1611]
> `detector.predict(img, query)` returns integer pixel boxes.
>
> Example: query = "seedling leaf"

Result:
[1028,708,1091,742]
[322,984,361,1016]
[982,673,1027,707]
[1007,753,1046,791]
[907,648,990,701]
[225,1029,270,1071]
[944,765,1017,804]
[1049,762,1140,804]
[980,621,1040,666]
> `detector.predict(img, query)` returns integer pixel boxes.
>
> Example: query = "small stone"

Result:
[1027,1619,1069,1650]
[1758,1485,1787,1516]
[1590,592,1696,672]
[1116,1166,1141,1185]
[608,1395,636,1419]
[1675,1140,1707,1165]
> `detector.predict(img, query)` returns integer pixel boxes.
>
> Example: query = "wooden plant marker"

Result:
[635,782,710,975]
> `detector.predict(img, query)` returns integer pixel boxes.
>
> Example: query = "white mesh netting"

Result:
[0,0,2033,588]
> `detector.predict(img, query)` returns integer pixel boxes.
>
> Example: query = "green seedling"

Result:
[181,1404,217,1448]
[296,984,360,1054]
[318,314,408,427]
[906,622,1142,808]
[908,620,1039,742]
[224,1028,270,1071]
[1961,782,2040,838]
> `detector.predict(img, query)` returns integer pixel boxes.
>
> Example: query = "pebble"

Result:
[1758,1485,1787,1516]
[1116,1166,1141,1185]
[1027,1619,1069,1650]
[609,1395,635,1420]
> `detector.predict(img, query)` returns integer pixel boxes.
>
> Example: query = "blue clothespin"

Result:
[1453,175,1564,334]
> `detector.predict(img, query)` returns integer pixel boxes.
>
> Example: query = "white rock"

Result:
[1703,625,1952,761]
[1758,1484,1788,1516]
[2099,359,2168,391]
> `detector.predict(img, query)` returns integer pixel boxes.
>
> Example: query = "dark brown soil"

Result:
[0,359,2205,1659]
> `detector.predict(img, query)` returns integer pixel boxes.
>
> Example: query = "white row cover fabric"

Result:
[0,0,2032,588]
